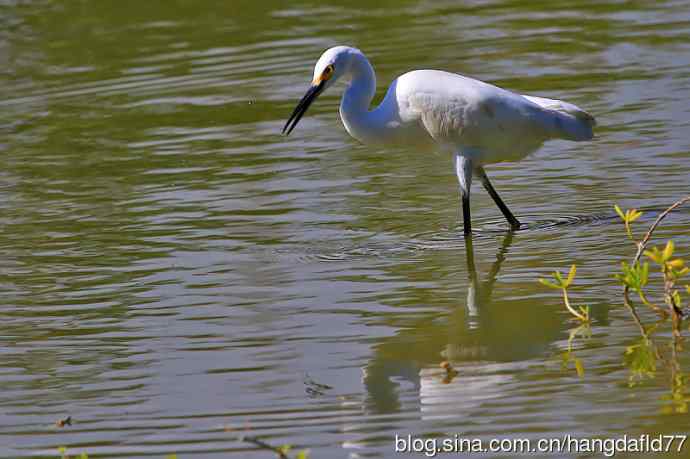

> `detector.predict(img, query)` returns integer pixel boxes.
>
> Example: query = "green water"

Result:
[1,1,690,457]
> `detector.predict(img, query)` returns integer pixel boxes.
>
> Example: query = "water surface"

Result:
[1,1,690,457]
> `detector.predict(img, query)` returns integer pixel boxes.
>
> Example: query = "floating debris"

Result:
[304,373,333,397]
[55,416,72,428]
[440,361,459,384]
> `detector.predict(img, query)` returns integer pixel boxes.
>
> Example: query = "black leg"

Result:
[465,233,476,276]
[476,167,521,230]
[462,191,472,235]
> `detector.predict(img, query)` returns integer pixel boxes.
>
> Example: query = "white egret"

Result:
[283,46,596,234]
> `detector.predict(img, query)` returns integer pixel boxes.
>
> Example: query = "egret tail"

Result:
[523,95,596,141]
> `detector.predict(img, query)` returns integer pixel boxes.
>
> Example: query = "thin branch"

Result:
[241,436,289,459]
[631,195,690,264]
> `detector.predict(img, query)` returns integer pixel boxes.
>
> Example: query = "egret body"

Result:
[284,46,595,234]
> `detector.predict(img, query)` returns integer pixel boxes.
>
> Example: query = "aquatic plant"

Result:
[240,436,311,459]
[561,323,590,378]
[540,264,590,323]
[540,265,590,377]
[57,447,88,459]
[619,197,690,331]
[616,196,690,412]
[541,195,690,407]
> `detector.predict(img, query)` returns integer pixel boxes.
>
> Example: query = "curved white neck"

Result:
[339,53,387,144]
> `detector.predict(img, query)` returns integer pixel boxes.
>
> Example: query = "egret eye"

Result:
[322,64,335,80]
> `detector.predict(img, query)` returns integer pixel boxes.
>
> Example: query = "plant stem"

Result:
[631,196,690,264]
[623,195,690,339]
[562,288,587,322]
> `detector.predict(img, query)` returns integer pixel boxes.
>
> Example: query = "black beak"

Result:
[282,81,325,136]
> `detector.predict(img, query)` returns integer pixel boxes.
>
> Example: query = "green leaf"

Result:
[566,264,577,288]
[296,450,311,459]
[539,278,561,290]
[672,290,682,306]
[614,204,625,221]
[668,259,684,269]
[618,261,648,292]
[663,240,675,261]
[574,358,585,378]
[644,246,663,265]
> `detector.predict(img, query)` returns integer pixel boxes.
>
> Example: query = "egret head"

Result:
[282,46,357,135]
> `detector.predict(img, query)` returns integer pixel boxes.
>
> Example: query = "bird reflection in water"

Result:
[361,232,563,417]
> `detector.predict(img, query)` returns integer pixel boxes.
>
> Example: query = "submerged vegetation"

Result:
[542,196,690,412]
